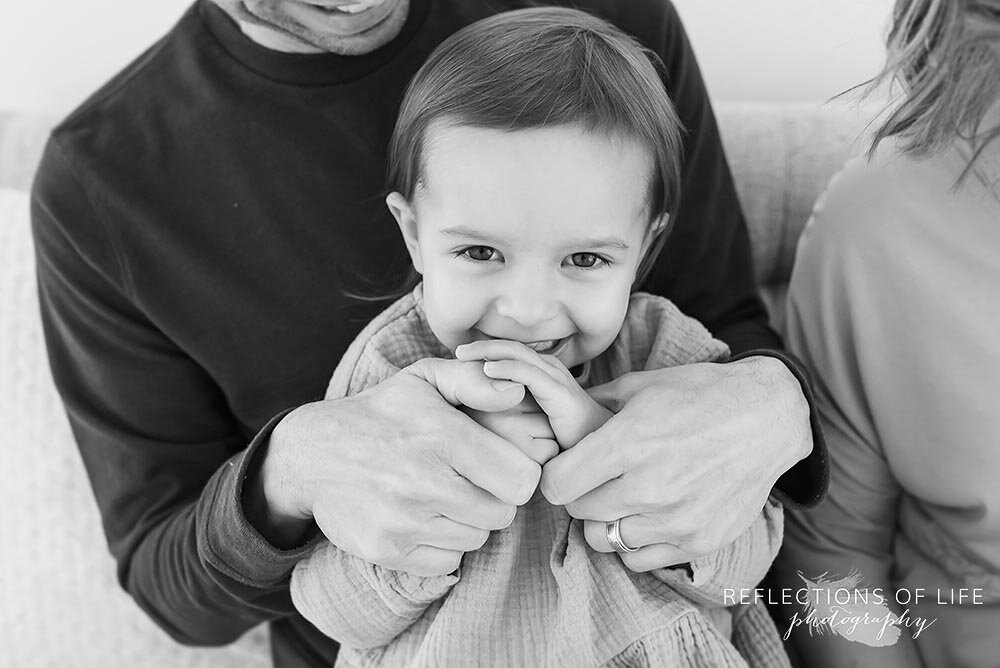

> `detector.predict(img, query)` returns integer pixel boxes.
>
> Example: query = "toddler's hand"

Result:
[412,356,558,465]
[455,340,612,449]
[462,395,560,466]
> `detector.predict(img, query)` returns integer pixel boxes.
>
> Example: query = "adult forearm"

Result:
[119,440,311,645]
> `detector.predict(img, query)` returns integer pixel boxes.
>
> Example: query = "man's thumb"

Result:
[585,371,648,412]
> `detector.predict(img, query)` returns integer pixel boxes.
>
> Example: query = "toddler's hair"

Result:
[867,0,1000,178]
[388,7,684,284]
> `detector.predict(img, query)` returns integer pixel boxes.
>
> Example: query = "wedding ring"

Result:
[606,518,638,553]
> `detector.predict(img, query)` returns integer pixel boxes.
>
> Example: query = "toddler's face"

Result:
[388,123,661,369]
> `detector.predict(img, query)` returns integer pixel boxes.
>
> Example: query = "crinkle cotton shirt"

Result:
[292,288,789,668]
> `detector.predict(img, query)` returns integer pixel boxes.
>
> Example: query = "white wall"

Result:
[1,0,892,116]
[676,0,892,104]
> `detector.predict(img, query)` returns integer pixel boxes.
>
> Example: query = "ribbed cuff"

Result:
[199,408,322,586]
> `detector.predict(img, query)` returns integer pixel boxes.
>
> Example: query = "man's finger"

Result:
[539,426,625,506]
[562,475,680,521]
[581,515,669,553]
[617,542,695,573]
[416,517,491,553]
[434,475,518,530]
[446,428,541,506]
[398,546,466,577]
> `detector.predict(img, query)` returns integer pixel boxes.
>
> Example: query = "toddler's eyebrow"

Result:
[440,226,629,250]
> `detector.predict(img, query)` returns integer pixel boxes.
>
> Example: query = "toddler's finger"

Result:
[406,357,526,412]
[521,437,559,466]
[482,359,571,408]
[456,340,567,380]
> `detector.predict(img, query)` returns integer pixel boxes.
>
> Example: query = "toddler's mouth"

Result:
[524,338,565,354]
[307,0,386,14]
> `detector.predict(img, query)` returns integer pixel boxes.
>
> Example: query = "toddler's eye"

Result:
[569,252,604,268]
[462,246,499,262]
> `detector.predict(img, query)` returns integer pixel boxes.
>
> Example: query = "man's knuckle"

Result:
[540,470,564,505]
[444,552,463,574]
[619,552,646,572]
[632,482,661,511]
[670,519,698,546]
[470,529,490,550]
[513,462,541,504]
[487,503,516,530]
[685,536,712,556]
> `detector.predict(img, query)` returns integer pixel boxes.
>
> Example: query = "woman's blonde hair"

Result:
[868,0,1000,174]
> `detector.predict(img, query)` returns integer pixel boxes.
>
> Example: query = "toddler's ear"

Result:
[386,192,423,274]
[641,213,671,255]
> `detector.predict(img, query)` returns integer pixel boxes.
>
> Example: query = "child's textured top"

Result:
[291,286,787,668]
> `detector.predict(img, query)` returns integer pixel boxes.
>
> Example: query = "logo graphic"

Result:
[790,570,908,647]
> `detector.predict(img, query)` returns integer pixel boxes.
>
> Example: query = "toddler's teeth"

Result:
[526,340,558,353]
[338,0,385,12]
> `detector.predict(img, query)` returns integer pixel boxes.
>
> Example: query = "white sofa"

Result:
[0,103,870,667]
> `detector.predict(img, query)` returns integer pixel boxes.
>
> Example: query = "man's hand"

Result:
[252,359,541,576]
[541,356,812,571]
[460,395,560,466]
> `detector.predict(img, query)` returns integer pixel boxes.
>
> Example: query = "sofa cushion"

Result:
[716,103,871,330]
[0,187,270,667]
[0,112,52,191]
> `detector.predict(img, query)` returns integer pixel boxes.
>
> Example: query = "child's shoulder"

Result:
[608,292,731,373]
[326,286,448,399]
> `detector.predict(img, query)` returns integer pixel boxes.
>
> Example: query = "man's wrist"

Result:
[730,349,829,509]
[242,408,316,549]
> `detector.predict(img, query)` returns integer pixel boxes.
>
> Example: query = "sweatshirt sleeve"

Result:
[32,137,314,646]
[608,0,826,509]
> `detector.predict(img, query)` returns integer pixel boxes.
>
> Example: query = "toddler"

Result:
[291,8,786,668]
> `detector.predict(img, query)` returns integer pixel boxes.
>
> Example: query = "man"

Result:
[32,0,826,665]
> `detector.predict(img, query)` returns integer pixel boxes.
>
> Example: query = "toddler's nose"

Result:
[494,269,558,328]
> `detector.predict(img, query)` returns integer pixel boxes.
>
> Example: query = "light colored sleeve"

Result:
[771,162,922,667]
[291,544,457,649]
[653,498,783,608]
[290,301,459,649]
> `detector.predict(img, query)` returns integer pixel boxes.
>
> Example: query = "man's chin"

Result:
[232,0,411,56]
[303,8,408,55]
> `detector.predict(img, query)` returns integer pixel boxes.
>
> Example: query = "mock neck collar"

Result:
[199,0,432,86]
